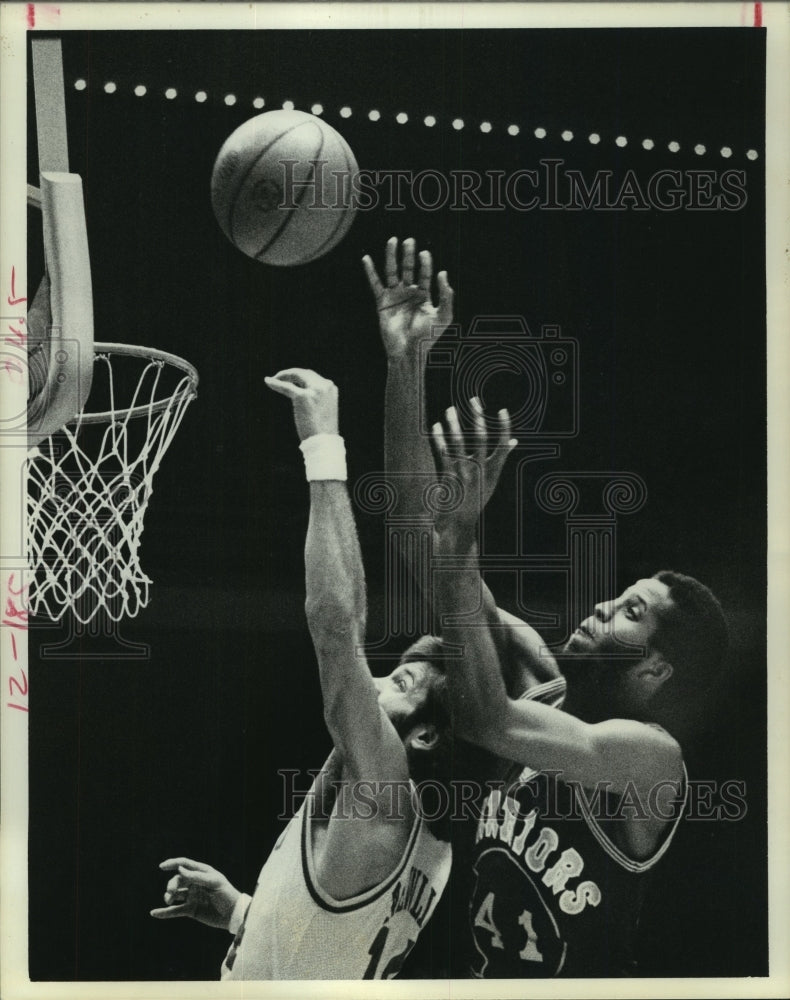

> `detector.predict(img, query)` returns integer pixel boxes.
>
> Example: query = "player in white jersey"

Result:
[151,369,452,979]
[219,747,450,980]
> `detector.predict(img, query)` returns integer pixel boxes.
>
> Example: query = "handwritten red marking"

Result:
[3,574,29,714]
[2,360,24,384]
[26,4,35,28]
[7,267,26,307]
[7,574,28,598]
[754,3,762,26]
[6,322,26,349]
[4,597,29,626]
[9,670,28,699]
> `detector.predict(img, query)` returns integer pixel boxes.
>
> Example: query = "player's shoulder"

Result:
[642,721,684,774]
[595,717,684,780]
[640,720,682,754]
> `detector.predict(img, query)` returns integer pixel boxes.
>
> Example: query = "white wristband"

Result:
[228,892,252,936]
[299,433,347,481]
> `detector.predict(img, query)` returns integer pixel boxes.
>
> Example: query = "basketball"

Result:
[210,109,358,267]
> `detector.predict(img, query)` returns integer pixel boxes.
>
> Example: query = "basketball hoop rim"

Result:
[67,342,199,425]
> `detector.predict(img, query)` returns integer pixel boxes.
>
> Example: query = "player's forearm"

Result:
[435,573,592,768]
[303,480,385,752]
[384,348,435,515]
[304,481,366,634]
[434,523,510,736]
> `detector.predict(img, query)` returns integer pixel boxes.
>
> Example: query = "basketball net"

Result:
[27,345,198,624]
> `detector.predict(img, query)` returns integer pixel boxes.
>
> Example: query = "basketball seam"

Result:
[294,138,356,266]
[224,120,315,247]
[255,125,326,262]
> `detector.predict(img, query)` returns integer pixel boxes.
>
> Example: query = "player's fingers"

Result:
[437,271,455,326]
[263,376,305,399]
[385,236,399,287]
[362,255,384,298]
[402,238,416,286]
[163,885,190,905]
[487,409,518,483]
[418,250,433,295]
[178,865,217,886]
[445,406,465,457]
[271,367,326,386]
[270,368,329,391]
[430,423,449,471]
[496,408,514,451]
[150,904,192,920]
[470,396,488,464]
[159,858,207,872]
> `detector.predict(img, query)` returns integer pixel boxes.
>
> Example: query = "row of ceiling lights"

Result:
[73,79,760,160]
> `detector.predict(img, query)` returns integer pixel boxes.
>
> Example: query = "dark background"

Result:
[27,29,766,980]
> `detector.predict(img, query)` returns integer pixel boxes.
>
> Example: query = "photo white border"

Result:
[1,3,787,998]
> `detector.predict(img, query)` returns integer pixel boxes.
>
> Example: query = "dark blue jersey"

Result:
[465,760,686,977]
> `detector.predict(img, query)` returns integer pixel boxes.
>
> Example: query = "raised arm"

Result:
[363,240,550,693]
[362,236,454,520]
[265,368,408,785]
[432,402,682,798]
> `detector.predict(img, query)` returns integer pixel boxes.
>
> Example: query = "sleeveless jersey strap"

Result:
[576,760,688,873]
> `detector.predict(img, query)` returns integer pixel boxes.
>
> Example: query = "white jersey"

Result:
[221,756,451,980]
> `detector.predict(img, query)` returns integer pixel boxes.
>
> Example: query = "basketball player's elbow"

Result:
[305,592,362,638]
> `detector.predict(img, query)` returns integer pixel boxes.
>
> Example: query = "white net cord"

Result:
[27,348,198,623]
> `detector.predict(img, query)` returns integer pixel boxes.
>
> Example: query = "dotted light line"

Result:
[72,79,761,160]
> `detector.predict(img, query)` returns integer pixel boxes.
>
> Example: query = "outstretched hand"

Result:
[264,368,339,442]
[150,858,241,930]
[431,399,517,532]
[362,237,454,359]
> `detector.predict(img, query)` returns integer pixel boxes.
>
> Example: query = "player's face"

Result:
[563,578,673,660]
[374,661,437,727]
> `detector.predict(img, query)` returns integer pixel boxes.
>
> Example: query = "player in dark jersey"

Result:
[429,400,727,977]
[363,238,727,977]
